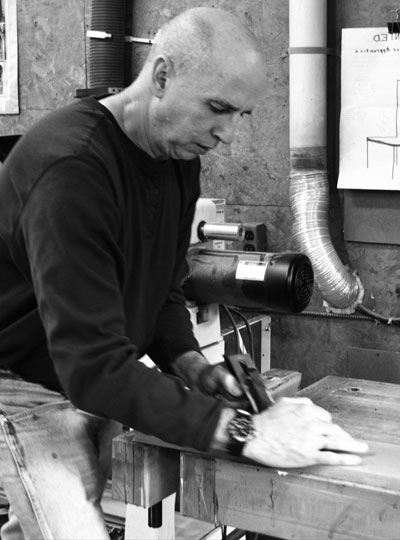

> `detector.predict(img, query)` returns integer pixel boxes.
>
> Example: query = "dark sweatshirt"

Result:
[0,97,223,450]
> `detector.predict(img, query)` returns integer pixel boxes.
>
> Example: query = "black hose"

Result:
[89,0,126,89]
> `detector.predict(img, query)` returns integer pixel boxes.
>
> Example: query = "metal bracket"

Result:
[124,35,153,45]
[86,31,153,45]
[387,8,400,34]
[282,46,337,59]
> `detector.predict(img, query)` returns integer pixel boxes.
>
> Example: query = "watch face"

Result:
[228,411,256,444]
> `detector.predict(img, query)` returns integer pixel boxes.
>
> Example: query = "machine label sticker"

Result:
[235,261,268,281]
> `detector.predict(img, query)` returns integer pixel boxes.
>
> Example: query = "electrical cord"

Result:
[356,304,400,326]
[222,304,257,359]
[225,306,256,360]
[221,305,242,354]
[236,305,400,326]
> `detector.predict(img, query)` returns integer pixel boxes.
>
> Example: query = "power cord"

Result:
[237,305,400,327]
[222,304,242,354]
[356,304,400,326]
[225,306,256,360]
[222,305,256,358]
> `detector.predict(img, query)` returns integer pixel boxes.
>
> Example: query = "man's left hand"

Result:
[171,350,242,400]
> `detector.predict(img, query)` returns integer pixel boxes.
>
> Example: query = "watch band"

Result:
[227,409,256,456]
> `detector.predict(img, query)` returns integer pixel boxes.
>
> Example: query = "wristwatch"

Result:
[227,409,257,456]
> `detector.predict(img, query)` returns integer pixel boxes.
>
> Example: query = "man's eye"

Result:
[209,102,227,113]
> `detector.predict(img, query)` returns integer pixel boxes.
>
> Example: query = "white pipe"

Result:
[289,0,327,153]
[288,0,363,312]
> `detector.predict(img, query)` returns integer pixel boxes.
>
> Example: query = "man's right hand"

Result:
[242,396,369,468]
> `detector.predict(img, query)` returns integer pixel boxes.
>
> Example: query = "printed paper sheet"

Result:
[338,28,400,190]
[0,0,19,115]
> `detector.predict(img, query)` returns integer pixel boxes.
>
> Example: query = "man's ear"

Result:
[152,56,173,97]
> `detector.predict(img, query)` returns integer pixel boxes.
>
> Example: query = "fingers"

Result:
[305,412,370,459]
[311,419,369,456]
[312,422,370,466]
[220,371,242,397]
[320,422,353,439]
[319,433,370,455]
[316,450,365,467]
[199,364,242,397]
[251,399,370,468]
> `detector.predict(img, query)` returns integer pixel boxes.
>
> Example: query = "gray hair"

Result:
[145,7,262,76]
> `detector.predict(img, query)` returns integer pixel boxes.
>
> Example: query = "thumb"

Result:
[200,364,242,397]
[219,370,242,397]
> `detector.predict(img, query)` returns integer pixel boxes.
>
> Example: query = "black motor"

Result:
[183,249,314,313]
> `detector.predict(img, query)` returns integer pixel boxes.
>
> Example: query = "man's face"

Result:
[151,54,266,160]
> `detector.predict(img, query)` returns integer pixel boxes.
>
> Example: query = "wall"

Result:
[270,1,400,387]
[1,0,399,388]
[0,0,89,136]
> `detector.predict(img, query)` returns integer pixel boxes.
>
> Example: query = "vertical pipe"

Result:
[288,0,363,312]
[289,0,327,169]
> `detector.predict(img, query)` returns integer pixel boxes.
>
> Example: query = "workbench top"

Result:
[297,376,400,492]
[112,376,400,539]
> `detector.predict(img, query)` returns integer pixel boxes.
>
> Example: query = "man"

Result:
[0,7,368,539]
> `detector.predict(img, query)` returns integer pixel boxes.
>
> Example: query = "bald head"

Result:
[105,7,267,160]
[145,7,265,78]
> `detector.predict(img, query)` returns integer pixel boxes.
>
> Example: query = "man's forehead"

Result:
[200,71,264,110]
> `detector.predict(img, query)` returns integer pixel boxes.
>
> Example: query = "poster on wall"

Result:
[0,0,19,115]
[338,28,400,190]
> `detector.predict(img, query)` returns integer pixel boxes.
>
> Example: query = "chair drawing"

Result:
[366,79,400,180]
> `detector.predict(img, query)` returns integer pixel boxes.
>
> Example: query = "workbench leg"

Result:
[124,494,176,540]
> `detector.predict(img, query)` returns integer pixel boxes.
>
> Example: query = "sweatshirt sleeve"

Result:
[146,159,203,370]
[14,157,223,451]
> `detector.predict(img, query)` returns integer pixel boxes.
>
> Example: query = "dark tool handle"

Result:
[224,354,275,413]
[248,372,274,412]
[148,501,162,528]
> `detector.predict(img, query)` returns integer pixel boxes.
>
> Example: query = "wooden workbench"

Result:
[112,376,400,539]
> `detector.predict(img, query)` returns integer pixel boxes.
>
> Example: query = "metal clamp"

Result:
[87,30,112,39]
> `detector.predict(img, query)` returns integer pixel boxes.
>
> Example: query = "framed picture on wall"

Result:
[0,0,19,115]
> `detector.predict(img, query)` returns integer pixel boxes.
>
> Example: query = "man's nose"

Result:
[212,113,241,145]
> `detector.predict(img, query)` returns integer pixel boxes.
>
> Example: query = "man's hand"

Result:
[171,351,242,399]
[242,396,369,468]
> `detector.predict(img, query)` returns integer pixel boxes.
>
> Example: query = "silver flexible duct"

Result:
[290,170,363,312]
[288,0,363,313]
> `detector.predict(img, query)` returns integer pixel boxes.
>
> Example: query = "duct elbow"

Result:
[289,169,364,313]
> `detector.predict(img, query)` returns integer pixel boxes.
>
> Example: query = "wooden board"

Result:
[208,457,400,539]
[179,377,400,539]
[112,369,301,507]
[112,433,180,507]
[113,375,400,539]
[343,190,400,245]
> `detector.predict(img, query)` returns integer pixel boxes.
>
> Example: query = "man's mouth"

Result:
[196,144,212,154]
